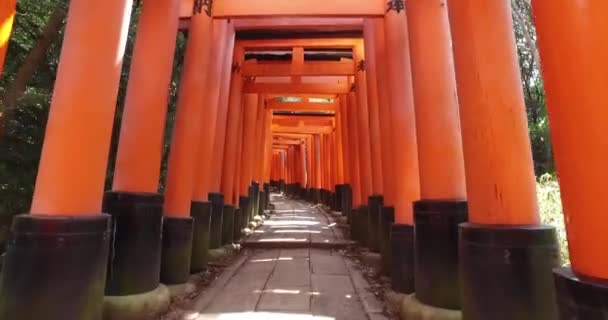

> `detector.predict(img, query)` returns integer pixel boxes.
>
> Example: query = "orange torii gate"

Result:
[1,0,606,319]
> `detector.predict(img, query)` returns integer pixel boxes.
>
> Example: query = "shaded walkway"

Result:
[183,194,389,320]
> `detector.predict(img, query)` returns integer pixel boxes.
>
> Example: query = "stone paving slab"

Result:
[190,194,390,320]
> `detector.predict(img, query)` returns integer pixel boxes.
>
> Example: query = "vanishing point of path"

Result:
[179,193,391,320]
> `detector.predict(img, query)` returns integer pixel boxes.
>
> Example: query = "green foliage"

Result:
[537,174,569,265]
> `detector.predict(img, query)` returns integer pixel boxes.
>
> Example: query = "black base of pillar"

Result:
[391,224,415,294]
[379,206,395,275]
[251,182,260,219]
[460,223,559,320]
[161,216,193,285]
[368,195,383,252]
[263,183,270,209]
[413,199,468,310]
[208,192,224,249]
[103,192,163,295]
[259,190,267,215]
[333,184,344,211]
[239,196,250,230]
[279,179,286,193]
[0,214,110,320]
[341,184,353,223]
[221,205,235,245]
[554,267,608,319]
[312,188,322,204]
[190,201,212,273]
[233,208,242,242]
[360,205,370,247]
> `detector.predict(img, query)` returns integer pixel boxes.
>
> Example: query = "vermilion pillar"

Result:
[373,19,395,207]
[220,46,245,244]
[163,6,213,285]
[313,134,322,203]
[105,0,183,294]
[384,3,420,294]
[239,94,258,197]
[533,1,608,317]
[406,0,468,311]
[363,20,384,198]
[208,24,236,249]
[189,21,229,271]
[347,91,362,208]
[0,0,16,77]
[337,95,353,216]
[232,100,245,239]
[353,43,374,203]
[448,0,558,319]
[1,0,133,318]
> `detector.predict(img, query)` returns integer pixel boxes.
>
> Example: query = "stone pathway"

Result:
[181,194,390,320]
[241,194,353,249]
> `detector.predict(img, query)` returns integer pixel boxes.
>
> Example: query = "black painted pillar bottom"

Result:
[233,208,242,243]
[103,192,163,296]
[554,267,608,319]
[263,183,270,210]
[190,201,212,273]
[391,224,415,294]
[341,184,353,224]
[208,192,224,250]
[368,195,383,252]
[334,184,344,211]
[221,205,235,245]
[379,206,395,276]
[0,214,110,319]
[414,199,468,310]
[259,190,267,215]
[312,188,322,204]
[279,179,286,193]
[239,195,250,230]
[460,223,559,320]
[359,205,370,247]
[161,216,193,285]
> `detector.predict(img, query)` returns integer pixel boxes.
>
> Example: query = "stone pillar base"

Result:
[161,216,193,285]
[460,223,559,320]
[190,201,212,273]
[103,285,170,320]
[414,200,468,310]
[391,224,415,294]
[554,267,608,319]
[0,214,110,319]
[208,192,224,250]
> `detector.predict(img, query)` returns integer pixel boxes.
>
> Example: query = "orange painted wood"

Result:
[237,38,359,50]
[252,96,267,183]
[533,0,608,278]
[0,0,16,78]
[448,0,538,225]
[243,82,349,94]
[112,0,180,194]
[193,21,229,201]
[210,27,236,193]
[334,112,345,184]
[373,18,395,206]
[179,0,194,18]
[31,0,133,215]
[239,94,260,195]
[407,0,466,200]
[233,104,245,199]
[262,109,274,183]
[354,43,374,200]
[234,18,364,31]
[363,20,384,196]
[313,135,322,189]
[347,92,362,207]
[273,126,333,135]
[338,95,351,184]
[266,100,337,112]
[220,46,245,205]
[384,9,420,224]
[241,60,355,77]
[164,12,213,217]
[212,0,384,18]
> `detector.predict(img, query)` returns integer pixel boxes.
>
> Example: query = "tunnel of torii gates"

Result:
[0,0,606,319]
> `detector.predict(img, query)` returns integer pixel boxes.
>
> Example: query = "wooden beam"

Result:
[266,94,337,100]
[236,38,361,50]
[267,100,337,112]
[244,82,350,94]
[241,60,355,77]
[212,0,385,18]
[234,18,364,30]
[272,126,334,135]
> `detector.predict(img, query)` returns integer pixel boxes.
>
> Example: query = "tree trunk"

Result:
[1,5,66,129]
